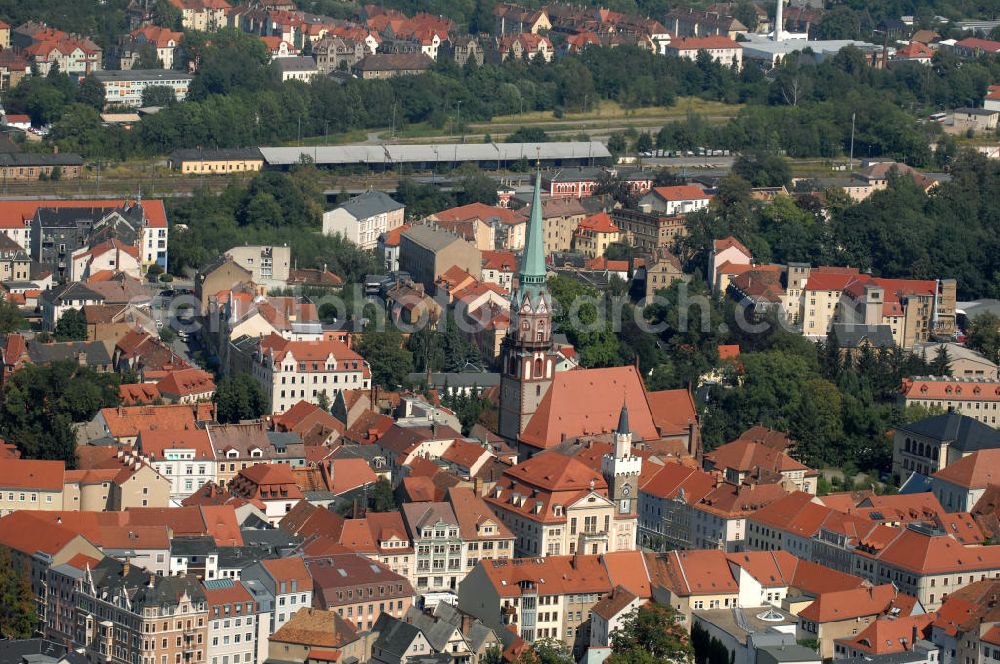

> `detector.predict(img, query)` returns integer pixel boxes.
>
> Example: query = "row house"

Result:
[128,25,183,69]
[249,333,371,414]
[372,603,501,664]
[746,490,1000,610]
[638,461,716,550]
[665,8,748,39]
[136,429,216,502]
[459,554,619,649]
[323,190,405,251]
[491,32,554,63]
[305,552,415,632]
[313,35,367,72]
[227,463,305,525]
[203,578,260,664]
[494,3,551,34]
[573,212,621,259]
[400,486,514,594]
[241,557,313,637]
[796,584,920,658]
[75,557,209,664]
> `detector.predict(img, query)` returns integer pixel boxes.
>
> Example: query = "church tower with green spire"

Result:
[498,171,560,448]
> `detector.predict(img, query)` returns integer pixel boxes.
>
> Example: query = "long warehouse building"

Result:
[259,141,611,171]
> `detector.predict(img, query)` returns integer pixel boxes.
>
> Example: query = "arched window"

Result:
[932,447,939,461]
[918,442,925,457]
[534,358,543,376]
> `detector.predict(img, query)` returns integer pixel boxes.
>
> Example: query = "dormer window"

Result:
[250,449,263,458]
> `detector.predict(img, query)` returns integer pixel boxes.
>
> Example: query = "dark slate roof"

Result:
[830,323,895,349]
[171,148,263,162]
[371,613,424,658]
[28,340,113,367]
[0,152,83,167]
[90,557,205,609]
[274,56,318,72]
[241,528,303,553]
[899,472,934,495]
[0,639,67,663]
[170,535,218,556]
[354,52,434,72]
[337,190,404,220]
[93,69,193,83]
[41,281,105,305]
[899,412,1000,451]
[217,545,266,570]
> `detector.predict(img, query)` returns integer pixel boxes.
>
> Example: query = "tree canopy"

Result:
[213,374,269,424]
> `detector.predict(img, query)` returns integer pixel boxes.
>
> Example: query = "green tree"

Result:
[152,0,183,29]
[135,43,163,69]
[732,153,792,188]
[0,299,26,334]
[457,171,500,206]
[0,548,36,638]
[76,75,105,110]
[54,308,87,342]
[930,345,951,375]
[608,604,693,664]
[368,478,396,511]
[967,313,1000,364]
[359,327,414,389]
[213,374,268,423]
[0,361,120,465]
[141,85,177,107]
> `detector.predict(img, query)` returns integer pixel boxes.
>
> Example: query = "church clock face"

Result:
[622,483,631,496]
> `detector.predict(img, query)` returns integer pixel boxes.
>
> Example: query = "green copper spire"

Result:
[517,170,548,305]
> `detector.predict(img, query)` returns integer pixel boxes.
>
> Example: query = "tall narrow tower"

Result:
[498,171,560,448]
[774,0,784,41]
[602,402,642,516]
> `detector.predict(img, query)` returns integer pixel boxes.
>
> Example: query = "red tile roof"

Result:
[0,458,65,491]
[481,554,612,598]
[652,185,712,202]
[156,367,216,398]
[902,377,1000,402]
[576,211,619,234]
[520,365,658,450]
[705,439,810,473]
[138,429,214,460]
[0,199,167,231]
[664,549,738,596]
[799,584,912,623]
[262,557,313,591]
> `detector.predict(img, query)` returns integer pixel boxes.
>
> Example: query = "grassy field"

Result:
[485,97,743,125]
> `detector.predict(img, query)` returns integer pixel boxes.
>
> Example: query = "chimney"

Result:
[910,625,918,650]
[774,0,783,41]
[122,562,130,577]
[148,573,156,588]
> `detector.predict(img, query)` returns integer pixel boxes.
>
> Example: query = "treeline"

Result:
[677,151,1000,301]
[655,46,1000,166]
[167,165,380,279]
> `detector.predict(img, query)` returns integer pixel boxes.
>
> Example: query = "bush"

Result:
[159,273,174,282]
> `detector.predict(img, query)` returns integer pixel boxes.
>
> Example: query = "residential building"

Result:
[248,333,370,413]
[612,208,687,254]
[513,195,586,255]
[492,32,553,62]
[305,553,415,631]
[458,554,623,648]
[399,224,482,291]
[900,377,1000,428]
[667,36,743,68]
[638,461,716,550]
[440,35,484,66]
[542,167,654,200]
[136,428,216,502]
[228,463,305,525]
[130,24,183,69]
[224,244,292,288]
[241,557,314,636]
[323,190,405,251]
[796,585,917,658]
[204,578,258,664]
[666,8,748,38]
[689,482,789,552]
[267,607,358,664]
[93,69,194,108]
[22,33,102,76]
[275,55,319,81]
[40,282,106,330]
[170,148,265,175]
[641,251,687,299]
[426,204,514,252]
[703,439,818,493]
[573,212,621,259]
[168,0,231,31]
[74,557,208,664]
[639,185,713,217]
[401,487,514,594]
[0,233,31,282]
[0,458,67,516]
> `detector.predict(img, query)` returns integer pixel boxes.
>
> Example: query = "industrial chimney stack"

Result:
[774,0,783,41]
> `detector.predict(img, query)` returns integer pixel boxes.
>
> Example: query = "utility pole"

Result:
[456,100,463,144]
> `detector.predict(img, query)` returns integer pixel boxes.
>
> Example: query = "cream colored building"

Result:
[225,244,292,289]
[170,148,264,175]
[0,459,67,516]
[250,335,371,413]
[169,0,230,31]
[323,190,406,250]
